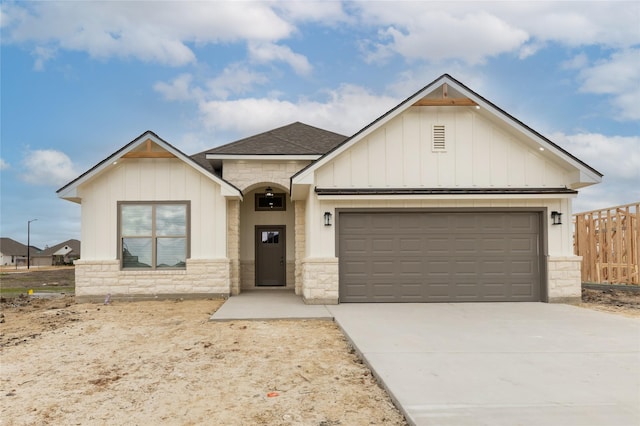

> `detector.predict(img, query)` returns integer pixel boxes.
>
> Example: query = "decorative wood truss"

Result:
[122,139,176,158]
[412,83,478,107]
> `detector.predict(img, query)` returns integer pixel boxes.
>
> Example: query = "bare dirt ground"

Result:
[580,287,640,318]
[1,268,406,425]
[1,269,639,425]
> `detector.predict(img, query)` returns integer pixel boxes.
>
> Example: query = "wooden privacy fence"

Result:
[574,202,640,285]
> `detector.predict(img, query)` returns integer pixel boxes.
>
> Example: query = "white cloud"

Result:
[0,158,10,170]
[552,132,640,212]
[362,8,529,65]
[198,84,399,137]
[275,1,350,23]
[576,49,640,121]
[206,64,268,100]
[561,53,589,70]
[20,149,79,186]
[154,74,203,102]
[2,1,294,67]
[248,42,312,75]
[356,2,640,66]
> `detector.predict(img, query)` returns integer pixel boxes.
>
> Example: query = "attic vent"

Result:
[432,125,446,152]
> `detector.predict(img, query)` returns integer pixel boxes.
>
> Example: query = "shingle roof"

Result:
[0,238,40,256]
[199,122,348,156]
[39,239,81,257]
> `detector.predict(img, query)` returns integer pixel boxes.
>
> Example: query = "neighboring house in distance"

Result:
[31,239,81,267]
[57,74,602,304]
[0,237,40,267]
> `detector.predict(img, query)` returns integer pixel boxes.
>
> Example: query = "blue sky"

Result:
[1,1,639,248]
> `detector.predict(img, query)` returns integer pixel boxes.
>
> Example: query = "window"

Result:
[255,193,286,211]
[261,231,280,244]
[119,202,189,269]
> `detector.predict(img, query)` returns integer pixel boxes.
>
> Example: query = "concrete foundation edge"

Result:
[75,293,229,303]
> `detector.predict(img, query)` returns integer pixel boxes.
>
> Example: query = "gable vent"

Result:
[432,124,446,152]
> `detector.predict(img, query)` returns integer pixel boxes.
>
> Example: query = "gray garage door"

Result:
[339,212,541,302]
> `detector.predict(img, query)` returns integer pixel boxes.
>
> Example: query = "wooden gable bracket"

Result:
[122,139,176,158]
[412,83,479,107]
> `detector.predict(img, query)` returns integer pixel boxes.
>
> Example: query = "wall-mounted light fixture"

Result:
[324,211,333,226]
[551,211,563,225]
[265,186,274,198]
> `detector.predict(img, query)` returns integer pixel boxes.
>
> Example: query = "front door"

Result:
[255,226,286,286]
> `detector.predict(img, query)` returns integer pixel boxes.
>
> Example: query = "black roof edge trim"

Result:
[315,187,578,195]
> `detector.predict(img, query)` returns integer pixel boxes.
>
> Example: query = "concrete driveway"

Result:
[326,303,640,426]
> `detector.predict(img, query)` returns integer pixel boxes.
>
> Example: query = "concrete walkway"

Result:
[210,290,332,321]
[211,294,640,426]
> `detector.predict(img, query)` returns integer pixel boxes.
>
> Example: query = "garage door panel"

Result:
[510,236,537,254]
[371,238,395,254]
[339,212,541,302]
[508,214,538,232]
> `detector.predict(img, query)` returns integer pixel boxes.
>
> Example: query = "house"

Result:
[30,239,81,267]
[0,237,40,267]
[57,74,602,303]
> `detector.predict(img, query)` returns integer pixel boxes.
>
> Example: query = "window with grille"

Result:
[119,202,189,269]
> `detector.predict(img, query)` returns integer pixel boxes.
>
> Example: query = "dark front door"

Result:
[255,226,286,286]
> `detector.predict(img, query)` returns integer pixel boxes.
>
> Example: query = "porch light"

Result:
[265,186,274,198]
[324,211,332,226]
[551,211,563,225]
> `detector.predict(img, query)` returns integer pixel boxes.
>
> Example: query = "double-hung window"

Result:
[119,202,189,269]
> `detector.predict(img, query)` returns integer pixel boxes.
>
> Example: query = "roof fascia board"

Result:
[316,193,577,201]
[206,154,320,161]
[57,131,242,201]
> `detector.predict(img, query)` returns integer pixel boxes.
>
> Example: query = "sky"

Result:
[1,1,639,249]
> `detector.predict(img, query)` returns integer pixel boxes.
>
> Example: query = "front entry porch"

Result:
[210,290,332,321]
[227,183,302,295]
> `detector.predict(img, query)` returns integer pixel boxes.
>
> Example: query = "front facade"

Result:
[58,74,602,303]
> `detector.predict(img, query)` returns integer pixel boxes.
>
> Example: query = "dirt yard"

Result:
[1,269,639,425]
[580,287,640,318]
[0,293,406,425]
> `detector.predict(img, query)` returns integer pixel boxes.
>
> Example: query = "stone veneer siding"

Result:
[294,201,306,296]
[227,200,241,295]
[301,258,339,304]
[74,258,231,302]
[223,160,311,191]
[547,255,582,303]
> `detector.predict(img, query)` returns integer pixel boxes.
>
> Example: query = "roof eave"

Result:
[206,154,321,161]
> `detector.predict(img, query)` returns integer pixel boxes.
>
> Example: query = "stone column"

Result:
[294,201,306,295]
[227,199,241,295]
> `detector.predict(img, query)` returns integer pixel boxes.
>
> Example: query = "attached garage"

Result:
[338,211,543,303]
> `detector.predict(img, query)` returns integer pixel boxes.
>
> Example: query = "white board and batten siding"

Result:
[316,107,569,189]
[78,158,227,260]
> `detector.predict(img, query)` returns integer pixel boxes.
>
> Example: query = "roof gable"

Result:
[292,74,602,192]
[57,131,242,202]
[202,122,347,157]
[40,239,81,256]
